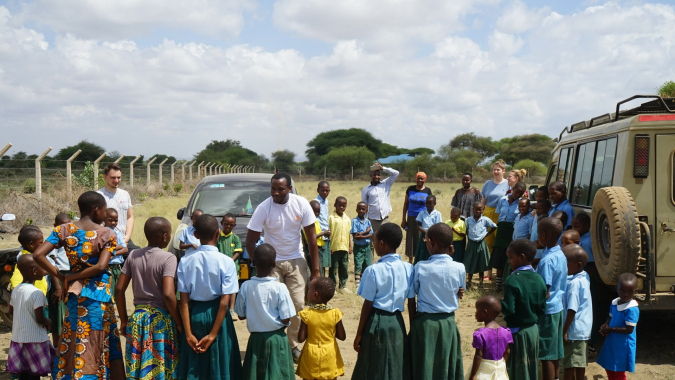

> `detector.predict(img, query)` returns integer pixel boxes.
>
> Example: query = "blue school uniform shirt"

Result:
[513,213,534,240]
[178,225,200,256]
[48,246,70,272]
[408,254,466,314]
[108,227,127,265]
[357,253,414,313]
[531,217,544,258]
[597,299,639,373]
[536,245,567,314]
[177,245,239,301]
[481,180,510,208]
[350,216,372,246]
[496,196,519,223]
[234,276,296,333]
[416,209,442,230]
[579,232,593,262]
[314,195,330,237]
[564,271,593,340]
[466,216,498,241]
[549,199,575,230]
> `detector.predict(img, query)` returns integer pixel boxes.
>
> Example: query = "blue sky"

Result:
[0,0,673,160]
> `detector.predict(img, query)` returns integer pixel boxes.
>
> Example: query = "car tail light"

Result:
[638,115,675,122]
[634,135,650,178]
[3,265,12,272]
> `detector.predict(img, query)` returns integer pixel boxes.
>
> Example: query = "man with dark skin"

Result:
[245,172,319,361]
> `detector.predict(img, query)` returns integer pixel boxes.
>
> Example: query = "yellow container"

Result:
[239,263,249,280]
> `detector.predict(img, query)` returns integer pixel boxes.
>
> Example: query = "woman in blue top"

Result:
[481,160,510,257]
[400,172,431,264]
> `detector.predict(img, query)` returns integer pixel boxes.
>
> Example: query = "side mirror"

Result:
[528,185,539,201]
[1,214,16,221]
[177,208,185,220]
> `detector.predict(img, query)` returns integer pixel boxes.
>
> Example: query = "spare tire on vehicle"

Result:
[591,187,641,286]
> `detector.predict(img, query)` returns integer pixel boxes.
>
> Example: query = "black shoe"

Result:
[292,347,301,363]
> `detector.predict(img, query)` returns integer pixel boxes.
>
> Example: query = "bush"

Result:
[173,183,183,193]
[512,159,547,177]
[163,183,171,192]
[22,179,36,194]
[74,161,105,189]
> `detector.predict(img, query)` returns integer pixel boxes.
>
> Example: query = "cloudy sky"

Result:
[0,0,673,160]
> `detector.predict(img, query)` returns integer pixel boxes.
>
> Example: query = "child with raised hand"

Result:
[351,201,373,286]
[536,217,568,380]
[115,217,181,380]
[305,200,329,277]
[235,244,296,380]
[464,202,497,289]
[596,273,640,380]
[178,209,204,256]
[561,229,580,247]
[296,277,346,380]
[329,196,352,291]
[445,207,467,263]
[217,213,243,319]
[414,194,442,263]
[501,239,547,380]
[561,244,592,380]
[408,223,465,380]
[177,214,241,379]
[104,208,128,299]
[490,182,527,291]
[467,296,512,380]
[352,223,414,380]
[6,254,54,380]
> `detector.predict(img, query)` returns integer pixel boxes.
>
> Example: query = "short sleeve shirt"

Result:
[178,226,200,255]
[496,196,519,223]
[328,212,351,252]
[247,194,316,261]
[234,276,296,332]
[97,187,132,236]
[405,186,432,218]
[121,247,177,311]
[536,245,568,314]
[177,245,239,301]
[513,213,534,240]
[108,227,127,265]
[564,271,593,340]
[579,232,593,262]
[416,209,442,230]
[466,216,497,241]
[549,199,575,230]
[481,180,510,209]
[409,254,466,313]
[357,253,414,312]
[10,283,49,343]
[472,327,513,361]
[445,218,466,241]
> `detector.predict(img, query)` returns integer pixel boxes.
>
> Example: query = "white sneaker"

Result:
[340,287,352,294]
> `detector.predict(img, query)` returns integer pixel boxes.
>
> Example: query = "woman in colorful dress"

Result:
[34,191,125,379]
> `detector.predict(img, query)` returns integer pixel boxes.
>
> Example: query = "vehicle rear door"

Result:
[655,134,675,276]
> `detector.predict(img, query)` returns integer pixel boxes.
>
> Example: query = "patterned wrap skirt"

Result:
[7,341,56,376]
[126,304,179,380]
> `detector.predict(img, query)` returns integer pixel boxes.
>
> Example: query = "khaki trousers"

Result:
[272,258,309,349]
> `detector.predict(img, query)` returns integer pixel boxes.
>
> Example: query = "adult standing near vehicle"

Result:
[98,163,138,250]
[481,160,510,255]
[362,162,399,247]
[245,172,320,362]
[506,169,528,198]
[401,172,431,263]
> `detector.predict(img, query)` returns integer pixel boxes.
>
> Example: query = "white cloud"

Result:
[496,1,550,34]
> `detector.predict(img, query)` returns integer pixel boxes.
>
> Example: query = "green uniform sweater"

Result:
[501,270,547,328]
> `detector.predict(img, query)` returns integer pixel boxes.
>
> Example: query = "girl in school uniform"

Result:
[352,223,414,380]
[464,202,497,288]
[466,296,512,380]
[177,214,241,380]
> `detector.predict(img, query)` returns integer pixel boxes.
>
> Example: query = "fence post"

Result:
[129,156,141,188]
[158,158,169,185]
[35,147,52,200]
[93,153,107,189]
[0,143,12,158]
[171,160,179,183]
[351,167,353,181]
[253,166,255,173]
[181,161,188,183]
[198,162,204,178]
[66,149,82,198]
[189,161,197,181]
[324,167,326,181]
[113,155,125,164]
[146,157,157,186]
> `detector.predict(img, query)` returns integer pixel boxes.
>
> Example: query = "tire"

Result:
[0,274,12,327]
[591,187,641,286]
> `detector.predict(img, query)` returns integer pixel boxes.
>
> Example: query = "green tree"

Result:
[513,159,547,177]
[657,80,675,98]
[438,147,484,174]
[306,129,383,167]
[271,150,296,172]
[54,140,105,163]
[447,133,499,157]
[409,147,436,156]
[194,139,266,168]
[316,146,376,173]
[498,134,555,166]
[147,154,177,164]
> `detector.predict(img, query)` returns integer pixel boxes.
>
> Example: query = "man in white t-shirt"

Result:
[246,172,320,360]
[97,163,138,251]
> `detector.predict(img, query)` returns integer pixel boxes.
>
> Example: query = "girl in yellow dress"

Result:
[296,277,346,380]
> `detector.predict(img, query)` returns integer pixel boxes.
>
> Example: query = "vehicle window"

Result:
[589,138,617,202]
[571,142,596,205]
[556,147,573,183]
[546,164,557,186]
[571,137,617,206]
[189,182,271,217]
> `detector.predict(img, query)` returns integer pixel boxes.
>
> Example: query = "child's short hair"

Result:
[376,223,403,250]
[462,172,473,179]
[426,223,453,250]
[508,239,537,262]
[54,212,71,225]
[617,272,638,289]
[551,210,568,228]
[513,181,527,192]
[317,181,329,189]
[476,295,502,316]
[223,213,236,221]
[103,163,122,175]
[561,229,580,244]
[549,181,566,193]
[18,225,42,248]
[309,200,320,209]
[426,194,436,203]
[254,243,276,269]
[78,191,107,215]
[271,172,292,187]
[193,214,219,240]
[537,185,549,197]
[537,199,552,211]
[144,217,171,241]
[539,217,563,239]
[16,253,37,278]
[106,208,118,217]
[334,196,347,205]
[519,198,530,206]
[473,201,483,209]
[356,201,368,208]
[562,244,588,267]
[312,277,336,304]
[451,207,461,215]
[573,213,591,226]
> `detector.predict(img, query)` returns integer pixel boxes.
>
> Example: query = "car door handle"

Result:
[660,221,675,234]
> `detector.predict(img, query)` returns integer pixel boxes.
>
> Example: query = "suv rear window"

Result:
[556,147,573,183]
[189,182,271,217]
[571,137,617,206]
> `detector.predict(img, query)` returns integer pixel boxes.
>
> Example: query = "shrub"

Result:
[173,183,183,193]
[22,179,36,194]
[512,159,547,177]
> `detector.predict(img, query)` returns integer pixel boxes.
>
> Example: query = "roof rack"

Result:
[555,95,675,143]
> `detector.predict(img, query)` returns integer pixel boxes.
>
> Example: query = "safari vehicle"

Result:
[170,173,295,282]
[546,95,675,310]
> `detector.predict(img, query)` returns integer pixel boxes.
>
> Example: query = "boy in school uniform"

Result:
[502,239,547,380]
[328,196,352,291]
[352,223,414,380]
[445,207,466,263]
[217,213,243,320]
[105,208,129,299]
[235,243,297,380]
[513,199,534,241]
[562,244,593,380]
[178,209,204,256]
[572,213,601,353]
[304,201,329,277]
[316,181,332,276]
[408,223,465,380]
[536,217,568,380]
[351,201,373,286]
[414,195,442,263]
[177,214,242,379]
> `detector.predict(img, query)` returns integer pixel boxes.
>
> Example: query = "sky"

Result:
[0,0,674,160]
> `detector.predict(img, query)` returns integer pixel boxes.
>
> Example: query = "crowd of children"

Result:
[4,179,642,380]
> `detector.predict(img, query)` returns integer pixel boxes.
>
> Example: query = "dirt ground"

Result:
[0,182,674,379]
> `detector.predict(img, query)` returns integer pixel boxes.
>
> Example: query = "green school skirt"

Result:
[243,328,295,380]
[410,312,463,380]
[452,239,466,264]
[489,222,514,270]
[538,311,564,360]
[352,309,411,380]
[506,324,539,380]
[177,298,242,380]
[414,231,431,263]
[464,239,490,274]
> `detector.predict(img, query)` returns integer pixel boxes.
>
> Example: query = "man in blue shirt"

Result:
[548,181,575,230]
